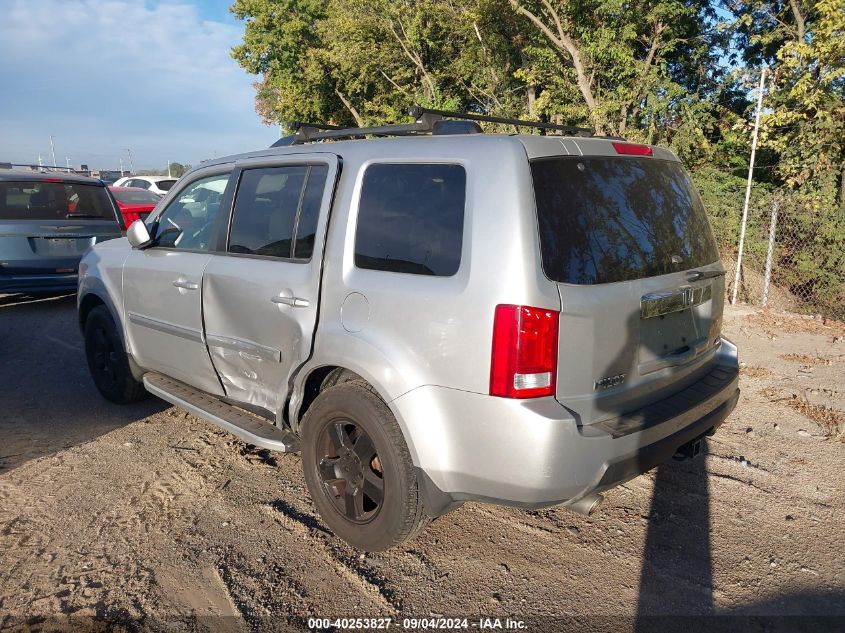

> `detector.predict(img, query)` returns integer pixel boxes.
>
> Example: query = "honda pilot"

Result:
[77,108,739,551]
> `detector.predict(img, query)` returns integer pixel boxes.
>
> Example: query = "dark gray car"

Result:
[0,170,123,294]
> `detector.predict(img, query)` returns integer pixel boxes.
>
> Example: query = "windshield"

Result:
[0,181,116,221]
[112,188,160,204]
[531,157,719,285]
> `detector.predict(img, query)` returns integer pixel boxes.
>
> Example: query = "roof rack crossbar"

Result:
[408,106,593,136]
[276,112,442,146]
[270,105,593,147]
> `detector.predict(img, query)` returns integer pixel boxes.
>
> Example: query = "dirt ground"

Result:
[0,294,843,632]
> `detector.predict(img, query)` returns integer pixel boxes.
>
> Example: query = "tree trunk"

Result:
[526,84,536,118]
[840,162,845,213]
[335,89,364,127]
[510,0,604,134]
[789,0,807,41]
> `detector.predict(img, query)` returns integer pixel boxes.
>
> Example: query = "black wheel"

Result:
[301,381,429,551]
[84,305,148,404]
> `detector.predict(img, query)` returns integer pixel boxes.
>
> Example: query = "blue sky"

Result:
[0,0,275,171]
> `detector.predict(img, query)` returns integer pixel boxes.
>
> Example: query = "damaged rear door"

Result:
[202,153,338,414]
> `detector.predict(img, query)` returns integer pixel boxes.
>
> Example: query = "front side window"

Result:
[228,164,328,260]
[153,173,229,250]
[354,163,466,276]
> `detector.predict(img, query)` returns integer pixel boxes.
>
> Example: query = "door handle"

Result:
[271,295,310,308]
[172,279,199,290]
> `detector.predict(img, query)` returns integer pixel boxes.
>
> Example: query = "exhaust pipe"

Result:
[566,493,604,516]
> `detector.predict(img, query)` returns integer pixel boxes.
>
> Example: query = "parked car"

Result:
[1,171,122,294]
[113,176,177,197]
[109,186,160,227]
[77,108,739,551]
[98,170,124,185]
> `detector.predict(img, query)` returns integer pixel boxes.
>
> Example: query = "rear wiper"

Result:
[686,269,726,282]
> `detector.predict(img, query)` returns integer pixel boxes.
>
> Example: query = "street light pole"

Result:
[731,66,767,305]
[49,135,57,167]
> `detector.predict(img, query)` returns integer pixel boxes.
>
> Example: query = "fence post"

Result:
[762,197,780,307]
[732,66,767,305]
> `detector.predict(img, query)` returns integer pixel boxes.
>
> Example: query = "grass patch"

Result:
[740,365,774,378]
[746,310,845,337]
[780,353,833,366]
[786,395,844,441]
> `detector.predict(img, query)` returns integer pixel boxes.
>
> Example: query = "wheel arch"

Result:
[291,357,420,464]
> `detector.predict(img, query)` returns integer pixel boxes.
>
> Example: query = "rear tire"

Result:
[301,381,429,551]
[84,305,148,404]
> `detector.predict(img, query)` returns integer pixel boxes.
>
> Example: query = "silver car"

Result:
[77,109,739,551]
[1,170,123,294]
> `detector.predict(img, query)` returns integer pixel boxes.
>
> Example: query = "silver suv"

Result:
[78,108,739,551]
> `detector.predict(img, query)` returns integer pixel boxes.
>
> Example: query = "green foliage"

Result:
[167,162,190,178]
[230,0,845,318]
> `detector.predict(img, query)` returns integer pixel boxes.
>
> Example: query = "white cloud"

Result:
[0,0,274,170]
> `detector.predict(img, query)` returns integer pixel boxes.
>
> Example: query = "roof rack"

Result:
[271,106,593,147]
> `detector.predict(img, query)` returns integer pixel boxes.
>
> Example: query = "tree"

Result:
[168,162,190,178]
[506,0,722,136]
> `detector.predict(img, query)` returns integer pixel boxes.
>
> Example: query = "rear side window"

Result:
[293,165,329,259]
[355,163,465,276]
[228,164,328,260]
[112,189,160,204]
[157,179,176,191]
[531,157,719,285]
[0,181,115,221]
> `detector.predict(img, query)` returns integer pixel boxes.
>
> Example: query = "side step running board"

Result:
[143,373,300,452]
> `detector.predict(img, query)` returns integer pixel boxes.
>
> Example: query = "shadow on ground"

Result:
[0,293,165,472]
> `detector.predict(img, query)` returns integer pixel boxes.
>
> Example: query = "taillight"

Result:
[490,304,559,399]
[123,211,142,226]
[612,142,653,156]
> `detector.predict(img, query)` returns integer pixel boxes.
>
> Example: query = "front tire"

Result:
[301,381,429,551]
[84,305,147,404]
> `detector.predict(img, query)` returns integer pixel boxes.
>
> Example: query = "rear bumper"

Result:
[392,338,739,515]
[0,272,78,294]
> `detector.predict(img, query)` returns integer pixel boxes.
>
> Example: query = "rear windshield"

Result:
[157,179,176,191]
[531,157,719,285]
[0,181,116,221]
[112,188,160,204]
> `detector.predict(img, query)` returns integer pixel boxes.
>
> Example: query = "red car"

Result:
[109,186,160,227]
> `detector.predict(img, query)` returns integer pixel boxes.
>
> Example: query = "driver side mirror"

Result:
[126,219,153,249]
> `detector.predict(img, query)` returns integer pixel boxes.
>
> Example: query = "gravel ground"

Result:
[0,294,843,632]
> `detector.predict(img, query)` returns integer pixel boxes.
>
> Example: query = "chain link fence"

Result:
[707,190,845,322]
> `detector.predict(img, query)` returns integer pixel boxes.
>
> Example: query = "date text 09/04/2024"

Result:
[308,617,527,630]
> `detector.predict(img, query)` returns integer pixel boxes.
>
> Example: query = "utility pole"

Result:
[126,149,134,174]
[38,154,43,168]
[66,157,71,172]
[119,157,124,175]
[49,135,57,167]
[731,66,767,306]
[167,160,171,178]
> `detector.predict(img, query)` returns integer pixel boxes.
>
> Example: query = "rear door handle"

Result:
[271,295,310,308]
[172,279,199,290]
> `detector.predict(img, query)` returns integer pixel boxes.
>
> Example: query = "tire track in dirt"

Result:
[260,499,402,615]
